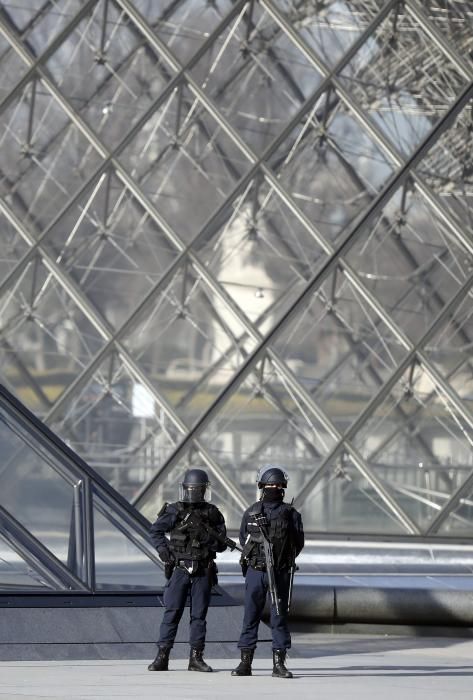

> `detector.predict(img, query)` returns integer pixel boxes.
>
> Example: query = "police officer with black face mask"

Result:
[232,466,304,679]
[147,468,228,673]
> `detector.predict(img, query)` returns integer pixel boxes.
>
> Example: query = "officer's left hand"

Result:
[158,546,175,564]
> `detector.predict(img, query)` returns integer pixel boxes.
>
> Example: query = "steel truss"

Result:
[0,0,472,537]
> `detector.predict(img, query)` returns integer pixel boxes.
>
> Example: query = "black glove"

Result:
[158,546,174,564]
[240,557,248,577]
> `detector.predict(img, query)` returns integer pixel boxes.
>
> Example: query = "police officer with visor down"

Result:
[148,468,228,673]
[232,466,304,679]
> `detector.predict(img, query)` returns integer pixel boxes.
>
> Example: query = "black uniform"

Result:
[237,496,304,651]
[150,500,227,650]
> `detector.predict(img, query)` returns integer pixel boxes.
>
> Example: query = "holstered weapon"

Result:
[239,556,248,577]
[164,560,175,580]
[254,513,282,616]
[207,560,218,586]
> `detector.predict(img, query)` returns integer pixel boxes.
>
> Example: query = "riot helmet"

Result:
[256,465,289,489]
[179,468,211,503]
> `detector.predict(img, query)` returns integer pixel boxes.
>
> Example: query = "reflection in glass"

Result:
[302,453,406,534]
[93,494,165,589]
[0,536,53,591]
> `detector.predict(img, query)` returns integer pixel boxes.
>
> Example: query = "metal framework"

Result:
[0,384,164,590]
[0,0,473,536]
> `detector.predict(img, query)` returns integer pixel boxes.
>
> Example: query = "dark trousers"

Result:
[158,566,212,650]
[238,566,291,651]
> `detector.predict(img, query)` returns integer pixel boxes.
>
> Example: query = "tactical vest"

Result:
[168,502,218,561]
[243,501,295,571]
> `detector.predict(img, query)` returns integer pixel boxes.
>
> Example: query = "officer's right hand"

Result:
[158,546,175,564]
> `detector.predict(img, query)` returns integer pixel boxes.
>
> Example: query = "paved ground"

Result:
[1,633,473,699]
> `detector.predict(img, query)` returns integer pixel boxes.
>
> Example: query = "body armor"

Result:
[168,502,219,562]
[243,502,295,571]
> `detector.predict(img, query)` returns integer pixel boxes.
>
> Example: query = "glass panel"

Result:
[195,357,337,526]
[93,491,165,589]
[0,384,167,590]
[0,87,104,231]
[267,87,395,247]
[436,481,473,537]
[135,0,235,64]
[352,361,473,531]
[1,0,473,541]
[197,175,328,332]
[121,259,258,430]
[189,2,323,154]
[0,535,53,590]
[301,452,406,534]
[44,171,180,331]
[0,36,29,101]
[338,5,467,157]
[43,1,173,152]
[49,351,182,501]
[5,0,85,50]
[0,209,29,278]
[345,183,472,344]
[119,83,247,243]
[0,405,75,564]
[423,294,473,405]
[273,266,408,431]
[0,256,105,415]
[413,100,473,251]
[271,0,371,68]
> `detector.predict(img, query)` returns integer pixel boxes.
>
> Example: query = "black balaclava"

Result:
[262,487,284,503]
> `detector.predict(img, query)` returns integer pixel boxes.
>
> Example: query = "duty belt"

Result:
[251,560,267,572]
[177,559,200,574]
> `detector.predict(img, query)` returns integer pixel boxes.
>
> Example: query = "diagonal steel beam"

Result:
[0,503,89,591]
[0,0,250,303]
[1,122,251,518]
[368,353,473,466]
[134,74,473,513]
[294,268,473,511]
[5,2,400,421]
[117,0,473,524]
[260,0,473,259]
[0,197,249,512]
[0,0,396,319]
[0,0,99,117]
[405,0,473,82]
[115,0,430,523]
[426,462,473,535]
[2,0,468,524]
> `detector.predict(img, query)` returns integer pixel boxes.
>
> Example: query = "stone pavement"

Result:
[1,633,473,699]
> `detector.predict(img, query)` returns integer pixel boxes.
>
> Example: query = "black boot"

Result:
[272,649,293,678]
[148,646,171,671]
[188,647,213,672]
[231,648,254,676]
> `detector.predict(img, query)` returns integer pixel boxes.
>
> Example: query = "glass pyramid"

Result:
[0,0,472,535]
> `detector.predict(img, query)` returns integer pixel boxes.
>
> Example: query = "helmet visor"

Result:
[179,484,211,503]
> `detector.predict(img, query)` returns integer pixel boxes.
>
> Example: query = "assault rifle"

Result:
[178,510,243,553]
[254,512,282,616]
